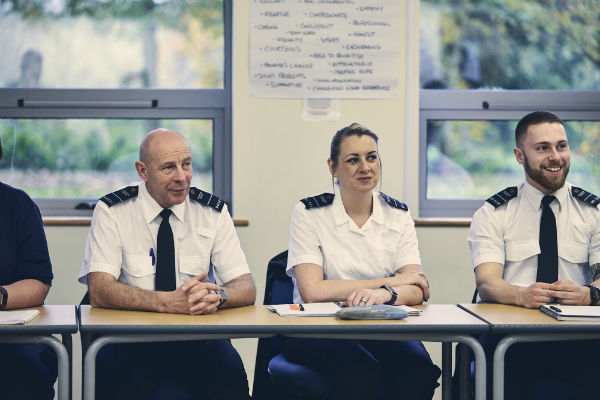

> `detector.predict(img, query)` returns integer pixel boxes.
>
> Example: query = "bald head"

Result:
[139,129,190,164]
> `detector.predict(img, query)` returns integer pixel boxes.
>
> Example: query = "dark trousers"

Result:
[480,333,600,400]
[0,343,58,400]
[96,339,250,400]
[281,337,441,400]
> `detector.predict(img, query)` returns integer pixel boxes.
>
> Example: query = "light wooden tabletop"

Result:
[459,303,600,333]
[79,304,488,335]
[0,305,77,334]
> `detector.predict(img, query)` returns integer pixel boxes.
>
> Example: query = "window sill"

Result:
[414,218,471,227]
[43,217,249,227]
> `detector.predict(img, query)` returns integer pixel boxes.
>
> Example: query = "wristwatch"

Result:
[0,286,7,310]
[585,285,600,306]
[218,288,227,308]
[380,285,397,305]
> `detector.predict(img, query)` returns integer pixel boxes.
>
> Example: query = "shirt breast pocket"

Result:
[558,240,588,264]
[179,227,215,278]
[121,254,155,290]
[505,240,539,262]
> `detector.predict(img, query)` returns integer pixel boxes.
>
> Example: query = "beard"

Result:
[523,152,569,192]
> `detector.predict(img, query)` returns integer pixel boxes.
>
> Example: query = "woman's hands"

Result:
[346,271,430,306]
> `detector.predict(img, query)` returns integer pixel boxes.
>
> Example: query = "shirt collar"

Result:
[139,182,186,224]
[331,184,381,227]
[332,184,348,227]
[522,180,568,211]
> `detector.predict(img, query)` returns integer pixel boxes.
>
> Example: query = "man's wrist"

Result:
[217,288,227,308]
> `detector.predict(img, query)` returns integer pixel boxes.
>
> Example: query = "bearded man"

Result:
[467,110,600,400]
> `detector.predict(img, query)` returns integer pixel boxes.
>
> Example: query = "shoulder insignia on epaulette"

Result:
[379,192,408,211]
[485,186,518,208]
[301,193,334,209]
[571,186,600,207]
[99,186,139,207]
[189,187,225,212]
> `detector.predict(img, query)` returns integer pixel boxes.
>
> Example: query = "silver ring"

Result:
[359,299,367,304]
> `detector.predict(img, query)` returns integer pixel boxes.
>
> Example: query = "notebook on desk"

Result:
[0,309,40,325]
[539,305,600,321]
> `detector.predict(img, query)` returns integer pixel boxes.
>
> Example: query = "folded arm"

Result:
[88,271,220,314]
[295,263,428,305]
[2,279,49,309]
[475,262,555,308]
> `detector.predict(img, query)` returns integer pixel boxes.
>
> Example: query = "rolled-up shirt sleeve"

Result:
[287,203,323,275]
[468,204,506,268]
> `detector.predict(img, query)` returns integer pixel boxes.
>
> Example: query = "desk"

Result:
[459,303,600,400]
[80,304,488,400]
[0,305,77,400]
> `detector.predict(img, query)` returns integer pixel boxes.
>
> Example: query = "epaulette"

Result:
[379,192,408,211]
[99,186,139,207]
[485,186,518,208]
[571,186,600,207]
[189,187,225,212]
[301,193,334,209]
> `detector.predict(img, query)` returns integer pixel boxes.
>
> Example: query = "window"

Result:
[419,0,600,218]
[0,0,232,216]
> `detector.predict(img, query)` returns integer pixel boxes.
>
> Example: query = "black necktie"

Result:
[155,209,176,291]
[537,195,558,283]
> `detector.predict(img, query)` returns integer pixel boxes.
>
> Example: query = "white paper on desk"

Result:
[0,309,40,325]
[267,302,342,317]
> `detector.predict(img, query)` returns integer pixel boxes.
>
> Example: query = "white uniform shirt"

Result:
[287,185,421,304]
[468,181,600,295]
[79,183,250,290]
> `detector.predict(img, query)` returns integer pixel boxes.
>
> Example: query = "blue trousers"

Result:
[480,333,600,400]
[281,337,441,400]
[95,339,250,400]
[0,343,57,400]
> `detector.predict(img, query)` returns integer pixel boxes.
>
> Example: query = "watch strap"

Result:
[218,288,227,308]
[380,285,397,305]
[0,286,7,310]
[585,285,600,305]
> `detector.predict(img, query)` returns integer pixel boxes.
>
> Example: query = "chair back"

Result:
[264,250,292,305]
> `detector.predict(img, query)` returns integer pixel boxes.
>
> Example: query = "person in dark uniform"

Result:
[282,123,441,400]
[0,136,57,399]
[468,111,600,399]
[79,129,256,400]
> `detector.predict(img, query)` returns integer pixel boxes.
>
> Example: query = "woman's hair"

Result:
[329,122,379,170]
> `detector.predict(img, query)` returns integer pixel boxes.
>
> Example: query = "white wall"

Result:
[41,2,477,398]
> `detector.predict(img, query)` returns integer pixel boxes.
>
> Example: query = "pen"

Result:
[299,304,305,311]
[549,305,562,313]
[150,248,155,266]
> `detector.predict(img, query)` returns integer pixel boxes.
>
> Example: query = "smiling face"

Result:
[514,122,570,194]
[328,134,380,195]
[135,129,192,208]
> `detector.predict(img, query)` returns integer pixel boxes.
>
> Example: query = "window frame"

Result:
[0,0,233,217]
[419,89,600,218]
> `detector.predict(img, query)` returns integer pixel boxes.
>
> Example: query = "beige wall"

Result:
[41,2,476,398]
